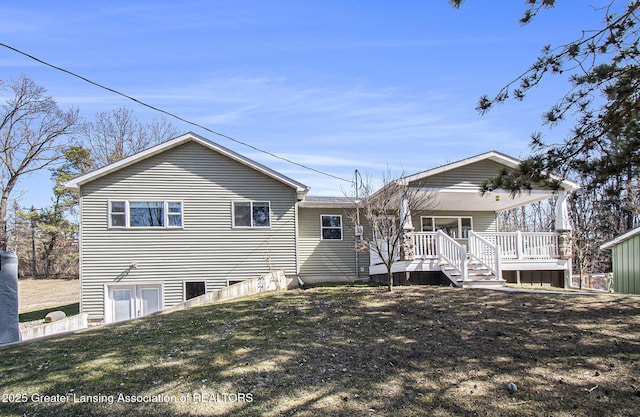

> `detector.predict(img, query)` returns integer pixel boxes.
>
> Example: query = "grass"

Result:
[19,303,80,323]
[18,278,80,314]
[1,285,639,416]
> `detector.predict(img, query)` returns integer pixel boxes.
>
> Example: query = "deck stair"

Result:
[439,258,506,288]
[436,230,506,288]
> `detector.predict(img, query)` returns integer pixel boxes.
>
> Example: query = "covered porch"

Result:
[370,228,572,288]
[368,152,578,288]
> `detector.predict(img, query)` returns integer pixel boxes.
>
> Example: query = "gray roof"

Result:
[300,196,356,208]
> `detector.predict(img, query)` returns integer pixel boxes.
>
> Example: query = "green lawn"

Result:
[19,303,80,323]
[1,286,639,416]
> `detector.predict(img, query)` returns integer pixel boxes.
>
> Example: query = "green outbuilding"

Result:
[601,227,640,295]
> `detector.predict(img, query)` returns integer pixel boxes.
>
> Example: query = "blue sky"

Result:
[0,1,610,209]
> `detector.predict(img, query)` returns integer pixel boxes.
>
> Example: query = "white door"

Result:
[138,287,160,317]
[109,285,162,323]
[112,287,134,322]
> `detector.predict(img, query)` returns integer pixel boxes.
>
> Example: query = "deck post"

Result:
[460,244,467,281]
[516,230,523,260]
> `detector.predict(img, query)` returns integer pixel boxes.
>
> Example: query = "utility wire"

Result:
[0,42,352,183]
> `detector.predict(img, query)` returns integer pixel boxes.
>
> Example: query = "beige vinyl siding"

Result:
[409,160,514,190]
[298,207,369,280]
[80,141,298,319]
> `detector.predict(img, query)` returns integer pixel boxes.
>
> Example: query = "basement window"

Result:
[185,281,206,300]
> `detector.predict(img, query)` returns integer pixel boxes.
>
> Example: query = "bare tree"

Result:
[348,171,437,291]
[82,107,179,168]
[498,200,555,232]
[0,75,79,250]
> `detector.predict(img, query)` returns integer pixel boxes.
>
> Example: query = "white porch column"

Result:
[555,191,573,288]
[399,191,413,230]
[554,191,571,232]
[399,191,415,262]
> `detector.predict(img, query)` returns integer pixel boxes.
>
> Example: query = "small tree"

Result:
[349,171,437,291]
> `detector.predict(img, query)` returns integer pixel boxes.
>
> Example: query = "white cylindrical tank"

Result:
[0,251,20,344]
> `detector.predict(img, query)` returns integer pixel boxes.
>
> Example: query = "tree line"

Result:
[1,75,178,277]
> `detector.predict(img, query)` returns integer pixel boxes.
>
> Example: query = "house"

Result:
[65,132,578,323]
[366,151,579,288]
[600,226,640,294]
[65,132,369,323]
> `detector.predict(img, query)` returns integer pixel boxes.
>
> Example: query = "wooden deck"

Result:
[369,231,570,288]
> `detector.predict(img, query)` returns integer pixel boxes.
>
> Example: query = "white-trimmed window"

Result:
[110,201,126,227]
[109,201,183,228]
[321,214,343,240]
[421,216,473,239]
[233,201,271,228]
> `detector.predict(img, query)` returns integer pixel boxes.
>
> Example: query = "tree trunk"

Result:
[1,174,20,252]
[387,267,393,291]
[44,233,57,277]
[0,188,10,251]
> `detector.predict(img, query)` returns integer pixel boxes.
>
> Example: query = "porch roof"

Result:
[419,188,559,212]
[399,151,580,212]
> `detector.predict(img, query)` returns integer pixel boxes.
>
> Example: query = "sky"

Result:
[0,1,613,210]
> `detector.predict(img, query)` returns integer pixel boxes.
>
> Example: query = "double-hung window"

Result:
[321,214,343,240]
[233,201,271,228]
[109,201,183,228]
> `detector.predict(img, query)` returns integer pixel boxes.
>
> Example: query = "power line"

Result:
[0,42,352,183]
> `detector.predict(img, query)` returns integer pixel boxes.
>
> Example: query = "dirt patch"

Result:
[17,278,80,313]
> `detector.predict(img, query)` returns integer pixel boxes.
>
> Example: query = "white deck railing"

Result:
[414,232,438,258]
[468,230,501,277]
[478,231,559,260]
[371,230,560,266]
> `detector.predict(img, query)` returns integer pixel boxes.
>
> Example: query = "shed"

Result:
[600,226,640,295]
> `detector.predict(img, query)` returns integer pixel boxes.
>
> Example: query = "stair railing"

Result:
[468,230,501,278]
[436,230,467,281]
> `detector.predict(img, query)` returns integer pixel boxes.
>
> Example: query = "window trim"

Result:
[108,200,184,229]
[420,216,473,238]
[109,200,127,228]
[232,200,272,228]
[320,214,343,241]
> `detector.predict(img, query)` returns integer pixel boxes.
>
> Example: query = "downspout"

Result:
[78,189,84,314]
[294,195,300,283]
